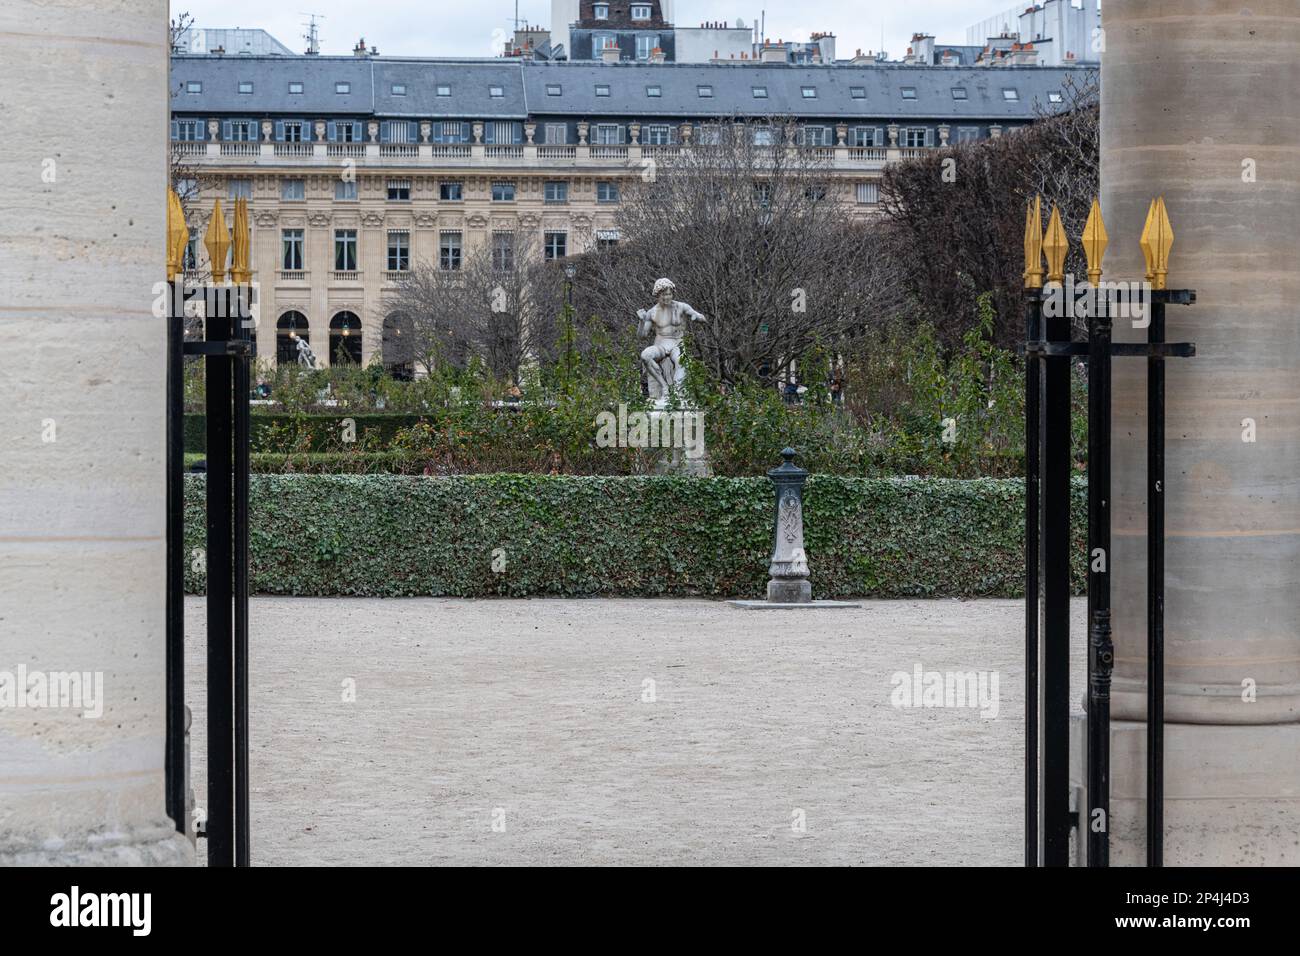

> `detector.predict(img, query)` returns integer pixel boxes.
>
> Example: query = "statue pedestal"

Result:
[647,407,710,477]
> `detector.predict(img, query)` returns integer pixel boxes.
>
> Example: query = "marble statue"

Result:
[636,278,706,405]
[293,334,319,370]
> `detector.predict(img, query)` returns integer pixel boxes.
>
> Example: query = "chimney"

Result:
[760,41,785,63]
[353,37,368,57]
[601,45,621,63]
[649,46,666,64]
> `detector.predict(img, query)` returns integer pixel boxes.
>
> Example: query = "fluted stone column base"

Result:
[1,825,191,867]
[1072,717,1300,866]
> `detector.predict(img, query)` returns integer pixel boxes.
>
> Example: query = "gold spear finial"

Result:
[1023,194,1044,289]
[204,198,231,284]
[1043,204,1069,284]
[166,189,184,281]
[231,196,251,285]
[1081,197,1107,287]
[1139,195,1175,291]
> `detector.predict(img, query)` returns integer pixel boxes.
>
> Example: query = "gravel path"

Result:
[185,597,1086,866]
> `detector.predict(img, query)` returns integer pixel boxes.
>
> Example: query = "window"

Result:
[439,232,462,271]
[596,230,619,251]
[594,33,617,51]
[801,86,817,98]
[851,127,877,147]
[335,180,357,200]
[850,86,866,99]
[238,81,254,94]
[645,125,671,146]
[754,183,772,206]
[289,81,304,95]
[183,236,199,272]
[855,182,879,205]
[185,81,202,93]
[544,232,567,261]
[904,127,927,148]
[282,229,304,270]
[752,127,775,146]
[956,126,979,143]
[546,84,562,96]
[391,83,407,95]
[387,231,409,271]
[800,126,831,147]
[594,124,621,145]
[545,181,568,203]
[594,2,609,18]
[595,84,611,97]
[330,120,360,142]
[432,121,465,144]
[1048,91,1063,104]
[335,81,351,94]
[597,181,619,203]
[437,84,451,96]
[281,178,305,201]
[174,119,202,141]
[330,312,362,365]
[951,87,968,100]
[175,177,199,202]
[387,179,411,201]
[752,86,768,98]
[697,125,721,146]
[901,87,917,99]
[492,182,516,202]
[636,35,659,59]
[1002,88,1019,101]
[646,85,662,97]
[697,85,713,98]
[631,3,651,19]
[440,182,463,201]
[228,179,252,200]
[280,120,305,142]
[492,232,515,272]
[805,184,828,201]
[545,123,567,145]
[489,85,504,97]
[334,229,358,272]
[224,120,254,141]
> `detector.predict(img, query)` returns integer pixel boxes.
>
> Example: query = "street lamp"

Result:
[561,262,577,391]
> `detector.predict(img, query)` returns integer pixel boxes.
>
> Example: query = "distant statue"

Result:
[293,334,318,370]
[636,278,706,404]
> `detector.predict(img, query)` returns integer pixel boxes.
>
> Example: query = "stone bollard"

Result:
[766,447,811,603]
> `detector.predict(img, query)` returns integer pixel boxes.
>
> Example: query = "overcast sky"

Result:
[171,0,1016,60]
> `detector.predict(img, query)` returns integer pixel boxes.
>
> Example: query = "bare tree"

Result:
[380,232,564,382]
[581,118,903,387]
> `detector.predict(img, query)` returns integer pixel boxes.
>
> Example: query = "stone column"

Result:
[1094,0,1300,864]
[0,0,190,864]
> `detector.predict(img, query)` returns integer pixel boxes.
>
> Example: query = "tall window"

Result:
[439,232,462,271]
[386,231,409,271]
[330,312,363,365]
[855,182,879,204]
[334,229,357,271]
[596,181,619,203]
[223,120,254,141]
[281,121,305,142]
[545,123,567,145]
[174,119,202,141]
[387,179,411,201]
[492,182,516,202]
[492,232,515,273]
[544,181,568,203]
[281,229,304,270]
[594,124,621,145]
[645,125,671,146]
[440,182,463,201]
[636,35,659,59]
[851,127,877,147]
[544,232,567,261]
[330,120,359,142]
[228,179,252,200]
[433,121,465,144]
[281,178,305,201]
[335,180,357,200]
[904,127,927,148]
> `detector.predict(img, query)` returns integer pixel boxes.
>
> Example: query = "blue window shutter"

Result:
[275,120,284,141]
[353,121,362,142]
[222,119,231,141]
[409,121,419,142]
[196,120,206,142]
[170,120,179,140]
[327,121,337,142]
[380,121,390,143]
[876,127,884,146]
[925,127,934,147]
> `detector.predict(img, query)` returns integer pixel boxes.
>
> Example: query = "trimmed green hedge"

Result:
[184,413,425,454]
[183,474,1086,598]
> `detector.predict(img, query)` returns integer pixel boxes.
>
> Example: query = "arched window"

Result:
[382,312,414,380]
[330,311,363,365]
[276,311,310,365]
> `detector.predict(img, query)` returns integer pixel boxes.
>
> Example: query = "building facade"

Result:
[171,55,1082,369]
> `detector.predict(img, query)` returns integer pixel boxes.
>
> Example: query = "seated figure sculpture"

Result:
[637,278,707,405]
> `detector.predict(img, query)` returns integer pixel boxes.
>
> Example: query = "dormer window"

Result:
[752,86,768,98]
[850,86,866,99]
[392,83,407,95]
[546,83,562,96]
[901,87,917,99]
[594,3,609,18]
[185,81,202,93]
[1048,91,1063,103]
[1002,88,1019,101]
[595,84,611,97]
[951,87,968,99]
[646,85,662,97]
[288,81,304,94]
[437,84,451,96]
[801,86,817,98]
[697,85,713,98]
[238,80,253,94]
[489,85,504,97]
[336,81,351,94]
[631,3,651,18]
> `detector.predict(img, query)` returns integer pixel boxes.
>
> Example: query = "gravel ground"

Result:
[185,596,1086,866]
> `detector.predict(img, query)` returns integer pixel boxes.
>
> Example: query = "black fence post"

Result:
[165,280,186,835]
[1024,290,1041,867]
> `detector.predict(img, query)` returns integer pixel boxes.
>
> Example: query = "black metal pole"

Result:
[1086,291,1114,866]
[1040,290,1072,867]
[233,285,252,867]
[1024,291,1041,867]
[205,290,234,867]
[1147,297,1166,868]
[165,280,186,835]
